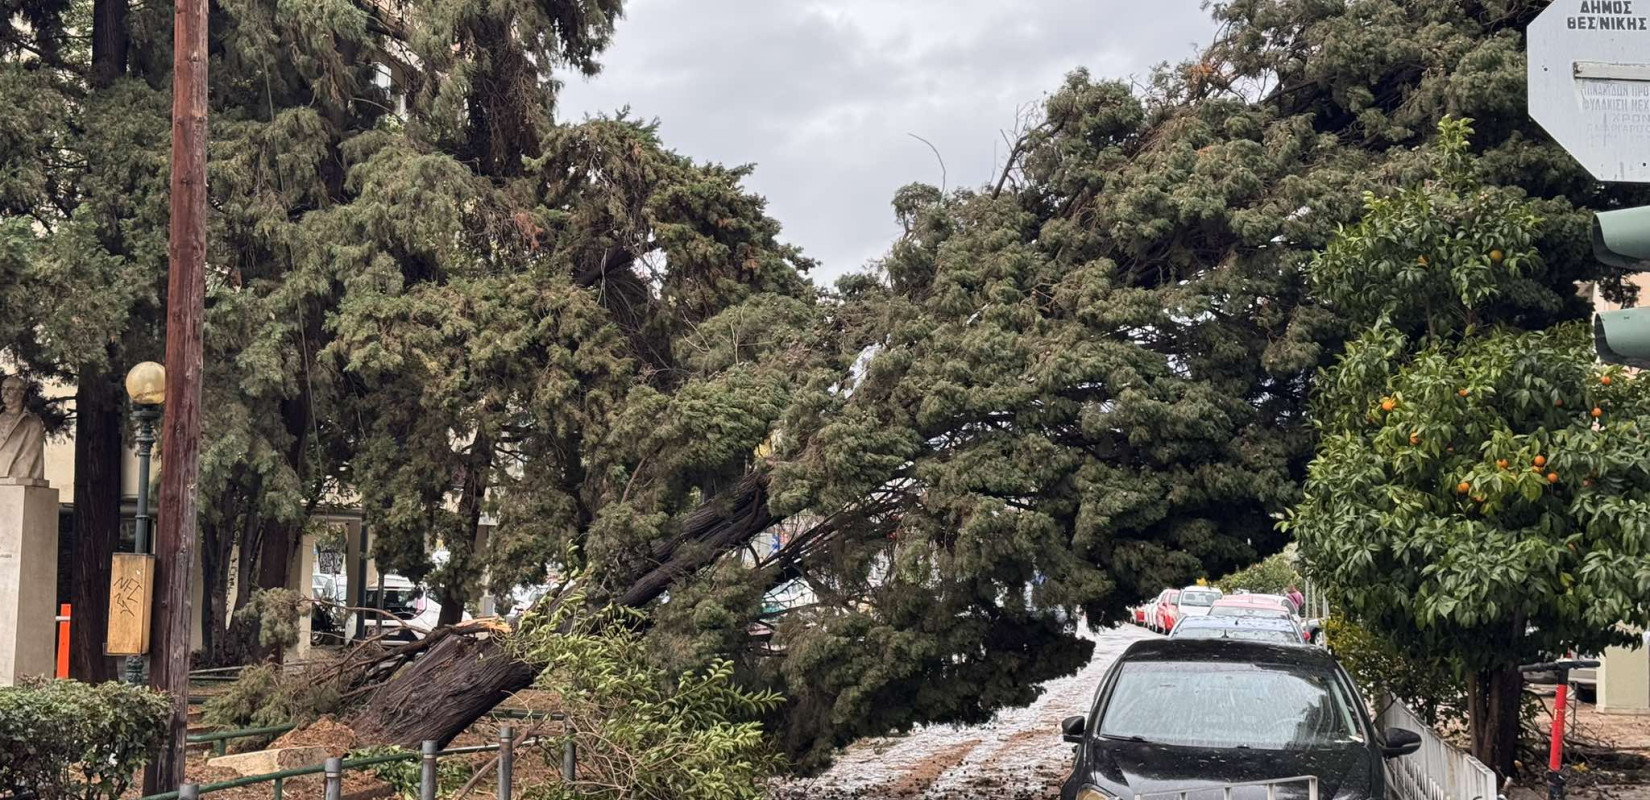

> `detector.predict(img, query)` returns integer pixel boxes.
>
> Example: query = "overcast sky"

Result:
[558,1,1218,285]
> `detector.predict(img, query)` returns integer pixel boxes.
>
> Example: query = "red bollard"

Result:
[54,604,70,679]
[1549,682,1569,774]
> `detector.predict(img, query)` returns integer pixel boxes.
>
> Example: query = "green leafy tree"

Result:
[1289,121,1650,776]
[1214,546,1302,595]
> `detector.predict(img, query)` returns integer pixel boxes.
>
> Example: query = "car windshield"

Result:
[1210,605,1289,619]
[1099,660,1361,749]
[365,588,419,617]
[1173,626,1298,645]
[1180,590,1221,607]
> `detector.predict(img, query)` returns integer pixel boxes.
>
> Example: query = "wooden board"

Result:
[106,554,153,655]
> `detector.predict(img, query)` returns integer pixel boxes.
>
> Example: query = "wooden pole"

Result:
[142,0,207,789]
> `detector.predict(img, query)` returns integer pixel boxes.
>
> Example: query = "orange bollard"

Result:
[55,604,70,679]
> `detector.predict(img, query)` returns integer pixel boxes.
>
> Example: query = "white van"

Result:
[346,575,471,642]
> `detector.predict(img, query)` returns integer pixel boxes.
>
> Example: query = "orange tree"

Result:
[1288,120,1650,776]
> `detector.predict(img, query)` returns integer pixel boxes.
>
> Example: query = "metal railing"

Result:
[1134,775,1319,800]
[1378,696,1499,800]
[146,729,527,800]
[144,721,575,800]
[186,724,296,757]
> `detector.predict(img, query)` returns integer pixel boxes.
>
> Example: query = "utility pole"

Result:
[142,0,208,790]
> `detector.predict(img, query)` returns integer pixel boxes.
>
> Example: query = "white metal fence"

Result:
[1377,696,1499,800]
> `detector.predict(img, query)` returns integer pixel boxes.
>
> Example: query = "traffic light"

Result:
[1592,206,1650,369]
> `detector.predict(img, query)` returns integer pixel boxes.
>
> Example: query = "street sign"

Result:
[1529,1,1650,183]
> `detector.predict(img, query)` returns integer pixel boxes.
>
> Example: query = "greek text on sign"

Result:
[1530,0,1650,182]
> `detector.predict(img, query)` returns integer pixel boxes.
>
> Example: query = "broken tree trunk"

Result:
[344,471,778,746]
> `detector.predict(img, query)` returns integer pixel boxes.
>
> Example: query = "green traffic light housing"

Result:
[1595,309,1650,369]
[1593,205,1650,368]
[1593,206,1650,270]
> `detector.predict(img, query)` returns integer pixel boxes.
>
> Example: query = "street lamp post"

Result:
[122,361,165,685]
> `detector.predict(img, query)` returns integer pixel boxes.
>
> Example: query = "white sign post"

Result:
[1529,1,1650,183]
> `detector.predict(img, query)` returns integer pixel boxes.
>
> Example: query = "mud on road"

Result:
[773,624,1157,800]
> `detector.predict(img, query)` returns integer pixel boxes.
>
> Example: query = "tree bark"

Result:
[69,368,121,683]
[345,472,777,746]
[90,0,128,89]
[1467,667,1524,779]
[256,394,311,593]
[351,628,539,748]
[438,432,493,626]
[198,517,227,662]
[70,0,129,689]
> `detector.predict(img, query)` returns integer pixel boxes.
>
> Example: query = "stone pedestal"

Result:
[0,479,59,685]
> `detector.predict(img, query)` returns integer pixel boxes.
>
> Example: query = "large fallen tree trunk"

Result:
[345,471,779,747]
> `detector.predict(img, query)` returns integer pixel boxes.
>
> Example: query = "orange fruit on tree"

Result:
[1458,388,1469,398]
[1457,482,1470,494]
[1547,472,1559,484]
[1490,249,1504,262]
[1380,398,1396,412]
[1534,455,1547,467]
[1417,255,1429,266]
[1601,375,1613,386]
[1592,407,1603,418]
[1409,432,1421,445]
[1473,495,1485,503]
[1496,459,1509,469]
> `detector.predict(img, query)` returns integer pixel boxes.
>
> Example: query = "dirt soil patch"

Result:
[270,714,360,757]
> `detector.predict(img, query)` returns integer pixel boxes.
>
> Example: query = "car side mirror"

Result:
[1061,715,1086,744]
[1381,727,1422,758]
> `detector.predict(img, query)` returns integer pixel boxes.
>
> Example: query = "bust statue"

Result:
[0,374,45,481]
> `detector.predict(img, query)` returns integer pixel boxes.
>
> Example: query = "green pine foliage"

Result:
[517,590,784,800]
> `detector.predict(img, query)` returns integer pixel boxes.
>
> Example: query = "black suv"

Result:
[1059,638,1421,800]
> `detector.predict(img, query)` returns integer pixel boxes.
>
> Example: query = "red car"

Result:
[1153,589,1182,633]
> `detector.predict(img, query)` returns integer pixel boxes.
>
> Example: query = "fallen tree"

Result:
[343,472,780,747]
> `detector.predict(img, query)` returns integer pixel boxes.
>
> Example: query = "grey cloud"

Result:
[558,0,1217,283]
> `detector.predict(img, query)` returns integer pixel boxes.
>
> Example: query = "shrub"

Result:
[0,678,170,800]
[1326,616,1464,729]
[516,592,784,800]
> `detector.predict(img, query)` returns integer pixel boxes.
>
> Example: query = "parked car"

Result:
[1058,638,1421,800]
[1208,594,1313,642]
[1170,615,1305,646]
[1175,586,1223,619]
[1143,589,1172,632]
[1153,589,1182,633]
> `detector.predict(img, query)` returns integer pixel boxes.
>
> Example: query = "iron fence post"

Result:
[421,739,439,800]
[498,725,515,800]
[563,738,577,782]
[324,756,343,800]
